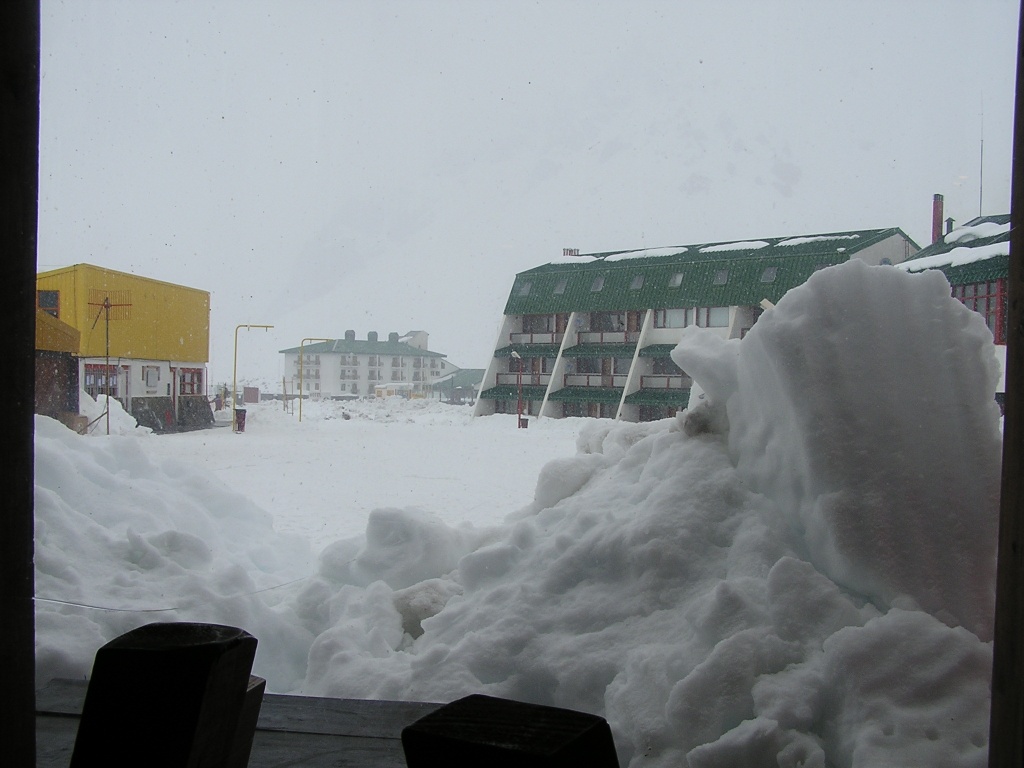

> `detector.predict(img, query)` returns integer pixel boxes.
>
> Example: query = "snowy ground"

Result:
[35,260,1003,768]
[143,397,581,544]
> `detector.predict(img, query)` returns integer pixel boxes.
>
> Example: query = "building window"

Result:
[953,279,1007,344]
[37,289,60,318]
[707,307,729,327]
[668,272,684,288]
[84,363,118,398]
[591,276,605,292]
[760,266,778,283]
[179,368,203,395]
[630,274,645,290]
[554,278,568,295]
[653,308,686,328]
[652,357,683,375]
[518,281,532,296]
[713,269,729,285]
[143,365,160,387]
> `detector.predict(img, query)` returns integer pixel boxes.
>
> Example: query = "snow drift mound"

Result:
[297,260,1000,768]
[674,258,1002,640]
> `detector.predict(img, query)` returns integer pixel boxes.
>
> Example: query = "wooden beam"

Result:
[989,3,1024,765]
[0,1,39,766]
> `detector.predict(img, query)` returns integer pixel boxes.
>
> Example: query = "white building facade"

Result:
[280,330,450,400]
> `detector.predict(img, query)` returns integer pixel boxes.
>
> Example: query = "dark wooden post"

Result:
[0,1,39,767]
[70,622,266,768]
[989,3,1024,765]
[402,694,619,768]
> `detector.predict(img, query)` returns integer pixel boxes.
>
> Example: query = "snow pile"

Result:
[292,261,1000,767]
[34,415,316,691]
[33,260,1001,767]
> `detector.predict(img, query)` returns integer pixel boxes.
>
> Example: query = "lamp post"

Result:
[298,337,331,422]
[511,350,524,428]
[232,324,274,432]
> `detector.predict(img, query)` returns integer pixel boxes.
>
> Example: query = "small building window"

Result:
[630,274,645,290]
[760,266,778,283]
[668,272,684,288]
[713,269,729,285]
[554,278,568,295]
[518,281,532,296]
[591,276,605,292]
[37,290,60,318]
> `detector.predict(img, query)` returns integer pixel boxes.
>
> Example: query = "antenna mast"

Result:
[980,94,985,217]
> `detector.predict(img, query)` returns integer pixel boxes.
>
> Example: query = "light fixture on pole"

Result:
[232,324,274,432]
[298,337,331,422]
[511,350,524,428]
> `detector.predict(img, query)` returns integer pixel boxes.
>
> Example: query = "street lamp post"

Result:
[232,324,274,432]
[298,337,331,422]
[511,350,524,428]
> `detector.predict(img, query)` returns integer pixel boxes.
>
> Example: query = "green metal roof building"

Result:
[474,227,918,422]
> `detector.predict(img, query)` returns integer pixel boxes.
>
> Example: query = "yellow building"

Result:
[35,264,212,431]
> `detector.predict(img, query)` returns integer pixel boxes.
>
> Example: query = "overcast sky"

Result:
[37,0,1020,385]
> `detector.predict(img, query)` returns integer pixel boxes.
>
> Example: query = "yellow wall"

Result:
[35,309,80,354]
[36,264,210,362]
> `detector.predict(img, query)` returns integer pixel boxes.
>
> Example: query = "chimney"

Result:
[344,329,355,341]
[932,194,944,244]
[389,332,399,342]
[946,217,955,235]
[367,331,378,342]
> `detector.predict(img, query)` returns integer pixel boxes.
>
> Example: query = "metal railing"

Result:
[640,374,692,389]
[509,332,564,344]
[496,372,552,386]
[576,331,640,344]
[564,373,628,388]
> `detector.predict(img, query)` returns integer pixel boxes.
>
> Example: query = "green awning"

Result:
[561,343,637,358]
[494,344,562,358]
[624,388,691,406]
[546,387,624,403]
[479,385,548,400]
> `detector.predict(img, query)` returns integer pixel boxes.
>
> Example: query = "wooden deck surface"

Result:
[36,678,443,767]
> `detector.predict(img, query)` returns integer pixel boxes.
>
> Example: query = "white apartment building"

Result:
[280,330,450,400]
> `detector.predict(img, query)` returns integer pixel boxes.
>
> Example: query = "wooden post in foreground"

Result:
[70,623,265,768]
[989,3,1024,765]
[402,693,619,768]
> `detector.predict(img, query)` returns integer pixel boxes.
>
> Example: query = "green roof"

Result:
[280,338,446,357]
[504,228,914,315]
[495,344,562,358]
[624,388,691,406]
[901,215,1009,285]
[432,369,485,390]
[561,343,637,358]
[479,385,548,400]
[546,387,623,403]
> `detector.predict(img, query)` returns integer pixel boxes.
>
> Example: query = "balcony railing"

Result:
[576,331,640,344]
[640,375,692,389]
[496,372,551,387]
[564,374,628,388]
[509,332,564,344]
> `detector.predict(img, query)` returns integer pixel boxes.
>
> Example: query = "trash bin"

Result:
[234,408,247,433]
[518,416,529,429]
